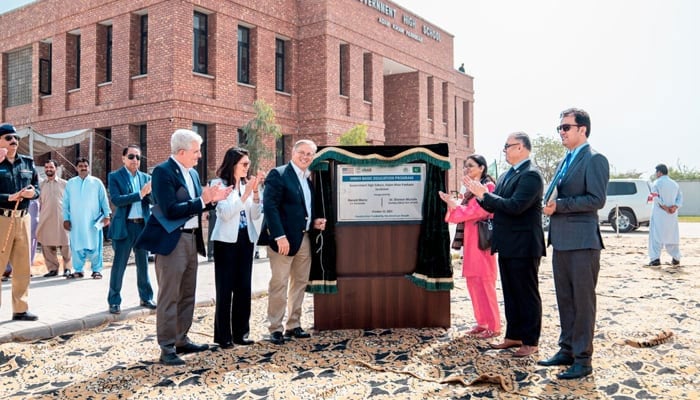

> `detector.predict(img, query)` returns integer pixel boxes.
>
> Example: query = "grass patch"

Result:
[679,216,700,222]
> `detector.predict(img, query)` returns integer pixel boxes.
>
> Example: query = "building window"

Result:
[139,125,148,172]
[192,123,208,180]
[75,35,81,88]
[237,26,250,84]
[67,33,81,90]
[363,52,372,102]
[275,38,285,92]
[237,128,247,146]
[442,82,448,124]
[339,44,349,96]
[140,15,148,75]
[275,135,286,166]
[39,58,51,95]
[105,26,113,82]
[463,101,470,139]
[193,12,208,74]
[427,76,434,121]
[6,47,32,106]
[103,129,112,176]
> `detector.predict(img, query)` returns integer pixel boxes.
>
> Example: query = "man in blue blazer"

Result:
[540,108,609,379]
[107,145,155,315]
[466,132,545,358]
[261,139,326,345]
[135,129,231,365]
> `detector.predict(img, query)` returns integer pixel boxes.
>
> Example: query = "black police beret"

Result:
[0,124,17,136]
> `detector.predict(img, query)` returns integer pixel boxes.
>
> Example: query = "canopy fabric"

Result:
[15,127,93,157]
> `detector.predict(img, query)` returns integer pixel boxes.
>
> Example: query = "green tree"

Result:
[338,124,368,145]
[611,170,644,179]
[242,99,283,173]
[531,134,566,183]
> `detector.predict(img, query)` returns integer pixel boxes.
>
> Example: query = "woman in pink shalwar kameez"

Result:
[440,155,501,338]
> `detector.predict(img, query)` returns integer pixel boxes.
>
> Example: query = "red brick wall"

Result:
[1,0,473,189]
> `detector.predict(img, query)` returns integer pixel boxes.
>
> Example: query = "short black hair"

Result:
[45,159,59,168]
[560,108,591,137]
[655,164,668,175]
[122,145,141,156]
[76,157,90,165]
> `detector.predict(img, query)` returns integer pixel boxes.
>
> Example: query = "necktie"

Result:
[501,168,515,185]
[544,152,572,203]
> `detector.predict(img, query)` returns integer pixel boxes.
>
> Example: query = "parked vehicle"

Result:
[541,179,652,233]
[598,179,652,233]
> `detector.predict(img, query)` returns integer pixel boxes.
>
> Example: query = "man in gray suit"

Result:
[540,108,609,379]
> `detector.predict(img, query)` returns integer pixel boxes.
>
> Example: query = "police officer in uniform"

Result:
[0,123,40,321]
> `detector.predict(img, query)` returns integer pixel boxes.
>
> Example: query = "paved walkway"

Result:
[0,249,271,344]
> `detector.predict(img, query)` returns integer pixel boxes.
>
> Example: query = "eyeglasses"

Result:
[126,154,141,160]
[295,150,315,158]
[240,162,250,167]
[2,134,19,141]
[503,143,520,151]
[556,124,582,133]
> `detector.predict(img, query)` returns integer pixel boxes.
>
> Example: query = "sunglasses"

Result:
[240,162,250,167]
[2,134,20,141]
[126,154,141,160]
[556,124,582,133]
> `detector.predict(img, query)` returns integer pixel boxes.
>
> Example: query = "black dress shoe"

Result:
[284,327,311,339]
[269,331,285,345]
[647,259,661,266]
[556,364,593,380]
[140,300,157,310]
[160,352,185,366]
[538,352,574,366]
[218,342,234,349]
[12,311,39,321]
[233,337,255,346]
[175,342,209,354]
[43,270,58,277]
[109,304,121,314]
[672,258,680,266]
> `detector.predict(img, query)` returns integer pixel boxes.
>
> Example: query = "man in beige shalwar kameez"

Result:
[36,160,72,277]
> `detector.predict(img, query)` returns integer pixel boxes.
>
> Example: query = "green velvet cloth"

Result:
[307,144,453,294]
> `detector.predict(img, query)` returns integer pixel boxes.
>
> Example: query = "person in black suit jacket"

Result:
[135,129,231,365]
[107,145,155,315]
[540,108,609,380]
[465,132,545,358]
[261,139,326,345]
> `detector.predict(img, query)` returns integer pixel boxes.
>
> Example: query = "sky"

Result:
[2,0,698,176]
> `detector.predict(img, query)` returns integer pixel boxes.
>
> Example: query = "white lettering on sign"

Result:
[402,14,416,28]
[422,24,441,42]
[357,0,396,18]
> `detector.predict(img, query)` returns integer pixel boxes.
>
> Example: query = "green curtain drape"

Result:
[307,144,453,294]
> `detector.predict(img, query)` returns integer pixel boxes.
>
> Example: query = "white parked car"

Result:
[542,178,652,233]
[598,179,652,233]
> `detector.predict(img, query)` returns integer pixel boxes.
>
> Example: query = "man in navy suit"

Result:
[135,129,231,365]
[466,132,545,358]
[107,145,155,315]
[540,108,609,379]
[262,139,326,345]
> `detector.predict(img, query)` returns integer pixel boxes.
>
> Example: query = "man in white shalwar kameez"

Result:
[647,163,683,267]
[37,160,72,277]
[62,158,112,279]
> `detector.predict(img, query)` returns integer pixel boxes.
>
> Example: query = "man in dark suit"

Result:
[107,145,155,315]
[465,132,545,358]
[135,129,231,365]
[262,139,326,345]
[540,108,609,379]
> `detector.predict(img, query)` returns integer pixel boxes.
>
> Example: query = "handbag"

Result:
[476,218,493,250]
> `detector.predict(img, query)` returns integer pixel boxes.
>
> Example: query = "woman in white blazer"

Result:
[210,147,264,348]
